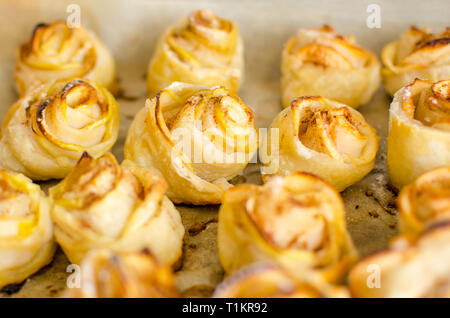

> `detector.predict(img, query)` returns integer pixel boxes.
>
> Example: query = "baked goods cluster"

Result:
[0,7,449,299]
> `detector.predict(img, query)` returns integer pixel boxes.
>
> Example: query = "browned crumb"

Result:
[188,216,219,236]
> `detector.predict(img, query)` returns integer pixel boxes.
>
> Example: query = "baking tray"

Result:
[0,0,448,298]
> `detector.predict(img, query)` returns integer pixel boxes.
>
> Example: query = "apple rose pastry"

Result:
[349,222,450,298]
[261,96,378,191]
[65,249,178,298]
[49,152,184,266]
[213,263,349,298]
[397,167,450,236]
[281,25,381,108]
[0,79,120,181]
[147,9,243,96]
[125,82,258,205]
[14,21,115,96]
[218,173,357,283]
[0,170,55,289]
[381,27,450,96]
[387,79,450,190]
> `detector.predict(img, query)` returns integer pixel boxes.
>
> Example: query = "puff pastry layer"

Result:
[387,79,450,189]
[147,10,243,96]
[281,26,381,108]
[0,79,120,180]
[0,170,55,289]
[398,166,450,236]
[49,152,184,266]
[261,96,378,191]
[125,82,258,205]
[213,263,349,298]
[15,21,115,95]
[349,222,450,297]
[218,172,357,283]
[382,27,450,96]
[65,249,178,298]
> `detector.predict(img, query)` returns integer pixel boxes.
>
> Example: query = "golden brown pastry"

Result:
[218,172,357,283]
[147,9,243,96]
[382,27,450,96]
[349,222,450,298]
[64,249,178,298]
[49,152,184,266]
[15,21,115,95]
[125,82,258,205]
[387,79,450,190]
[0,79,120,181]
[261,96,378,191]
[0,169,55,289]
[281,25,381,108]
[212,263,349,298]
[397,166,450,236]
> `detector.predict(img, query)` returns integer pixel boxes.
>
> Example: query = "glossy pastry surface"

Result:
[261,96,378,191]
[15,21,115,95]
[49,152,184,266]
[0,169,55,289]
[218,172,357,283]
[281,25,381,108]
[382,27,450,96]
[147,9,243,96]
[0,79,120,180]
[387,79,450,189]
[125,82,258,205]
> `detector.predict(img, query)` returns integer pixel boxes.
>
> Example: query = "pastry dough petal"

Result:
[0,170,55,289]
[387,79,450,190]
[281,26,381,108]
[64,249,179,298]
[213,263,349,298]
[218,172,357,284]
[147,9,243,96]
[381,27,450,96]
[15,21,115,96]
[349,222,450,298]
[0,79,120,180]
[398,166,450,236]
[49,152,184,266]
[261,96,378,191]
[125,82,258,205]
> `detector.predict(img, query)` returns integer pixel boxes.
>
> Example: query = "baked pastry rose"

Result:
[397,166,450,236]
[218,173,357,283]
[261,96,378,191]
[15,21,115,96]
[147,9,243,96]
[0,79,120,181]
[381,27,450,96]
[387,79,450,189]
[212,263,349,298]
[281,25,381,108]
[65,249,179,298]
[349,222,450,298]
[125,82,258,205]
[49,152,184,266]
[0,170,55,289]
